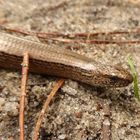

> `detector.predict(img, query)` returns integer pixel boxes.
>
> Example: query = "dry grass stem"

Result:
[19,52,29,140]
[33,79,64,140]
[102,102,111,140]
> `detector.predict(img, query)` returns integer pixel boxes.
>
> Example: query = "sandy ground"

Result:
[0,0,140,140]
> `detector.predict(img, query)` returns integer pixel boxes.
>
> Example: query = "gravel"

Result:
[0,0,140,139]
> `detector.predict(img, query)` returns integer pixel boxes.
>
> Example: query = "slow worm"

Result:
[0,32,133,87]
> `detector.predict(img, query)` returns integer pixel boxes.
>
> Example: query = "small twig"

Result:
[69,30,140,38]
[1,25,140,45]
[33,79,64,140]
[0,25,66,38]
[102,101,111,140]
[1,25,140,39]
[19,52,29,140]
[50,38,140,44]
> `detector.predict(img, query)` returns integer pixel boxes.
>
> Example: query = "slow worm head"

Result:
[85,64,133,87]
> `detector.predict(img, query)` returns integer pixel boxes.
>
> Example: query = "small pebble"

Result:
[58,134,67,140]
[0,97,5,111]
[4,102,19,116]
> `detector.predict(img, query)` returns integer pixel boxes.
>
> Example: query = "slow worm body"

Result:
[0,32,133,87]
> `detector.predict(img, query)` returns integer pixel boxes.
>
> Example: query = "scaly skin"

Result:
[0,32,133,87]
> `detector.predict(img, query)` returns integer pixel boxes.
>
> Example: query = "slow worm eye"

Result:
[110,76,119,81]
